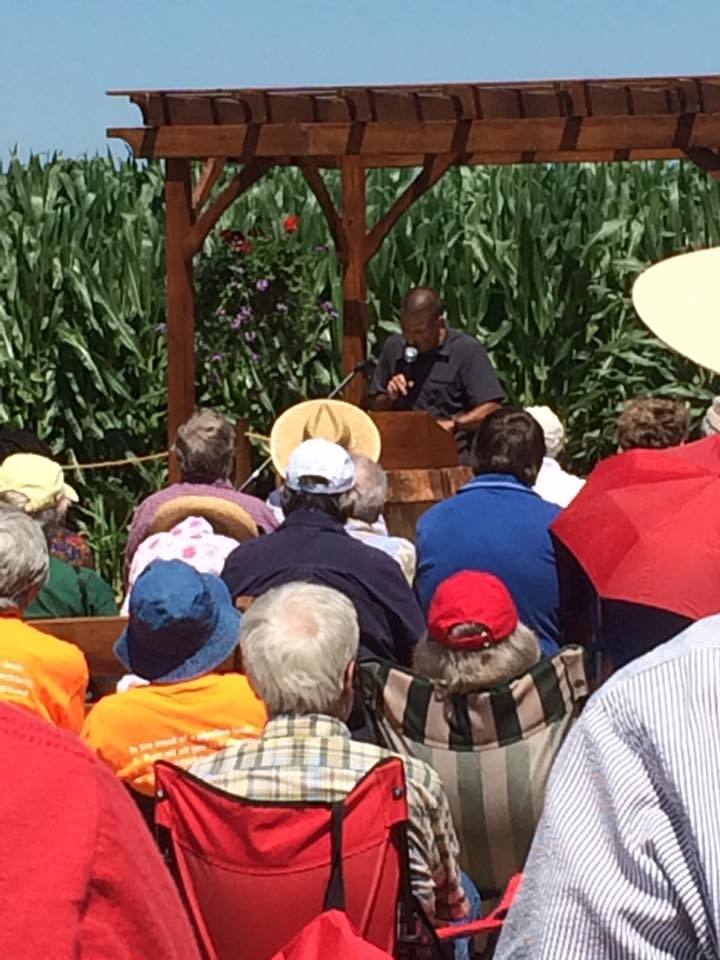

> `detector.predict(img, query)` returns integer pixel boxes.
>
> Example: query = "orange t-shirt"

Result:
[0,612,88,733]
[82,673,267,795]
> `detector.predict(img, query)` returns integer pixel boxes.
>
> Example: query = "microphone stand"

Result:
[237,359,374,493]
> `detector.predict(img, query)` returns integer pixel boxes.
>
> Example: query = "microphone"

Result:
[403,345,418,366]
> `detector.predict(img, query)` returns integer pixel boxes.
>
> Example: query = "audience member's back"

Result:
[415,408,562,654]
[124,409,277,583]
[361,571,589,900]
[0,454,117,619]
[222,440,425,665]
[0,702,200,959]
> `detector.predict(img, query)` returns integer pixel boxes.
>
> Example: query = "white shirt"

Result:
[496,615,720,959]
[532,457,585,508]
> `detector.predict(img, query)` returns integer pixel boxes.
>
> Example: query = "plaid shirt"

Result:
[189,714,468,922]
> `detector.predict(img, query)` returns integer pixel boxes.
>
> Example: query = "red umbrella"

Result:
[551,435,720,620]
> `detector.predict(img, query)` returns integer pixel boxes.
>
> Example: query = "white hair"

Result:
[350,455,388,523]
[239,582,359,717]
[0,508,49,611]
[412,621,541,695]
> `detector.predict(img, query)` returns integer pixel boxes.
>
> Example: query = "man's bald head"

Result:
[401,287,446,354]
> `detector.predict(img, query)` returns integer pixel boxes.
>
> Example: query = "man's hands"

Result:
[385,372,413,401]
[437,418,455,433]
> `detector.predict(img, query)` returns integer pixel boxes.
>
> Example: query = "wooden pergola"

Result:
[109,74,720,463]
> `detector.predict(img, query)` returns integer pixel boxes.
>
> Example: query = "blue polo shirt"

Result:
[222,509,425,665]
[415,474,562,655]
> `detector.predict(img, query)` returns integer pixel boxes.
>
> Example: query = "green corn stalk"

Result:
[1,155,719,589]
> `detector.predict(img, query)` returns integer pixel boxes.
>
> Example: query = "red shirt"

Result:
[0,703,200,959]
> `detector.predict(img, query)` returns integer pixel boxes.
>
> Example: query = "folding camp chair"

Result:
[155,758,521,960]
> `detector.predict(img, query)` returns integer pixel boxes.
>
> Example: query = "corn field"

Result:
[1,154,719,589]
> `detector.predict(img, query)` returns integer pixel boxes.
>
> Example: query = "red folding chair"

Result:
[155,758,522,960]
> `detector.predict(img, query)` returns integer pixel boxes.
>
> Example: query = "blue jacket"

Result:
[415,473,562,655]
[222,509,425,665]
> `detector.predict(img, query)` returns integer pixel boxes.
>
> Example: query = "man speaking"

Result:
[368,287,505,455]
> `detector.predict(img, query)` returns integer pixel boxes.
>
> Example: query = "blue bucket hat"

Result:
[114,559,241,683]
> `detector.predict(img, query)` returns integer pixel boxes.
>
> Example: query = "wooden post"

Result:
[340,157,368,407]
[165,159,196,482]
[234,417,253,487]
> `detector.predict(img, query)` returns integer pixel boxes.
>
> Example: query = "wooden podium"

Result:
[368,411,472,542]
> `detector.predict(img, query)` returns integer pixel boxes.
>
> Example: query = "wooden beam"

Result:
[192,157,227,214]
[340,157,368,406]
[108,114,720,160]
[185,159,272,257]
[165,159,196,482]
[366,154,455,261]
[684,147,720,181]
[299,161,344,257]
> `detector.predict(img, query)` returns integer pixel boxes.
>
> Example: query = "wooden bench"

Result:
[35,616,243,702]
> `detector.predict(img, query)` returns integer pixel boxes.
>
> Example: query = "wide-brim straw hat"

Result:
[270,399,381,478]
[632,246,720,375]
[149,496,258,542]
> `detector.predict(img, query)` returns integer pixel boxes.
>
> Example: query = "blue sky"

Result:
[2,0,720,158]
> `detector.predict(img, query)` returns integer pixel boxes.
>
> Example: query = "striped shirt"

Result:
[495,615,720,960]
[189,713,468,922]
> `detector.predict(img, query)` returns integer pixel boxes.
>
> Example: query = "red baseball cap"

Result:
[428,571,519,651]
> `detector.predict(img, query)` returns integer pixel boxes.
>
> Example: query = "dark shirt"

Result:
[369,327,505,419]
[221,510,425,665]
[415,474,562,655]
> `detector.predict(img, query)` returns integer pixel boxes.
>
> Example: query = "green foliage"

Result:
[1,154,719,589]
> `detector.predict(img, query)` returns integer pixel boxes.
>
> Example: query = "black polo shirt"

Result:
[369,327,505,419]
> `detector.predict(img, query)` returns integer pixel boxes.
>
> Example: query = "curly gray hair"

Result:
[412,621,541,695]
[0,507,49,611]
[173,409,236,481]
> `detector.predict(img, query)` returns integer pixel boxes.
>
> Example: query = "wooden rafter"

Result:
[366,154,456,261]
[184,158,272,257]
[109,114,720,163]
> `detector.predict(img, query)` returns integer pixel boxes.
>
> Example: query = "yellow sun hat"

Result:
[270,399,381,478]
[632,246,720,375]
[0,453,78,512]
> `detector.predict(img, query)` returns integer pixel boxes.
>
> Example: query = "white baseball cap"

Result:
[526,406,565,459]
[285,439,355,495]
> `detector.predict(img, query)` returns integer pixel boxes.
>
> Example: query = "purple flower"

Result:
[256,278,269,292]
[155,323,167,334]
[321,300,334,312]
[230,317,243,330]
[211,352,223,363]
[240,305,253,318]
[276,302,288,313]
[251,351,261,362]
[244,331,257,343]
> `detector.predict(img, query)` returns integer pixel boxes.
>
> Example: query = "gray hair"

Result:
[173,408,236,481]
[412,621,541,695]
[0,491,65,543]
[240,582,359,717]
[0,508,49,611]
[350,455,388,524]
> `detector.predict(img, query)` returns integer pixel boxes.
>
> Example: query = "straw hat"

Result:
[270,399,381,478]
[632,246,720,374]
[149,496,258,542]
